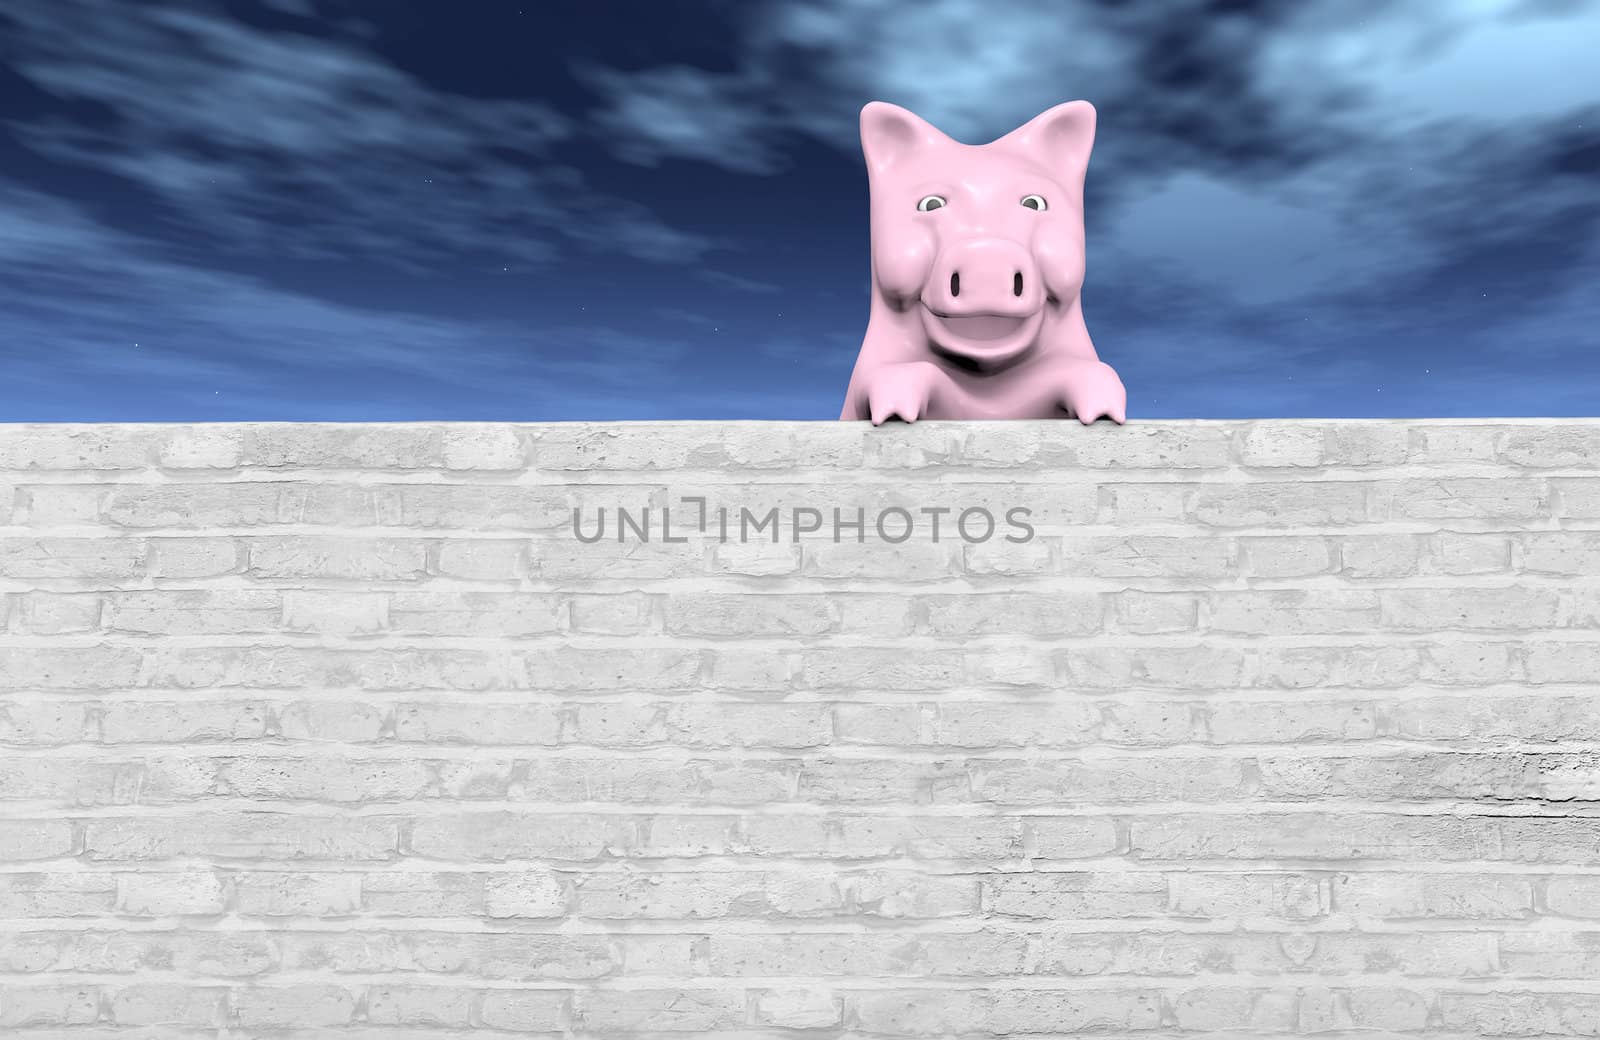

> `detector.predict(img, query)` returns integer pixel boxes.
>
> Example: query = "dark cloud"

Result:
[1330,105,1600,311]
[1085,5,1370,181]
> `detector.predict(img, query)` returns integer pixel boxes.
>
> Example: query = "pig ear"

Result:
[998,100,1097,176]
[860,102,950,176]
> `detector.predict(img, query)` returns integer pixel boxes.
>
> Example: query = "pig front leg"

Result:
[1055,358,1128,425]
[859,360,958,425]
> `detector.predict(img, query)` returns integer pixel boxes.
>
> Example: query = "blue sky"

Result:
[1,0,1596,422]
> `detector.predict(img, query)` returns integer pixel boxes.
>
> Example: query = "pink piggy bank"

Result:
[838,100,1127,425]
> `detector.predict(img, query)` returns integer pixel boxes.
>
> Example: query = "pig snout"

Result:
[922,238,1042,316]
[915,237,1050,369]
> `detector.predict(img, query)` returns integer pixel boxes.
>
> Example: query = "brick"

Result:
[0,872,117,916]
[108,983,226,1026]
[1413,423,1502,462]
[662,591,837,636]
[441,423,528,470]
[1205,588,1381,635]
[365,985,473,1026]
[919,591,1103,636]
[756,986,841,1028]
[360,872,483,916]
[241,424,443,468]
[409,811,633,861]
[234,872,362,916]
[104,588,281,634]
[852,987,1162,1033]
[1167,872,1323,919]
[1130,812,1498,862]
[84,815,398,861]
[0,984,100,1026]
[1192,479,1368,527]
[573,987,746,1031]
[0,425,157,469]
[1111,589,1200,633]
[1239,534,1337,577]
[22,484,105,525]
[1372,476,1550,522]
[1058,534,1237,579]
[984,870,1166,919]
[1500,425,1600,468]
[147,535,240,576]
[406,933,616,980]
[1206,698,1378,743]
[102,483,294,528]
[298,483,568,529]
[1325,423,1411,466]
[0,646,142,690]
[1063,423,1232,469]
[222,753,431,802]
[0,537,146,579]
[158,425,243,469]
[388,589,560,635]
[230,984,357,1027]
[246,536,428,581]
[483,870,568,918]
[0,820,75,860]
[275,700,386,742]
[279,590,389,635]
[568,701,828,749]
[1553,475,1600,518]
[479,989,568,1030]
[19,591,103,633]
[1380,584,1561,630]
[1238,422,1326,467]
[512,645,701,692]
[100,700,268,743]
[434,537,527,579]
[1061,641,1249,690]
[0,699,96,744]
[1333,872,1532,919]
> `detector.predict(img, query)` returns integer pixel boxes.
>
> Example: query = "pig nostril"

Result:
[950,272,960,297]
[1013,272,1023,297]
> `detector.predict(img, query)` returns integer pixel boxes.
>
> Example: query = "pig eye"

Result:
[1021,194,1048,211]
[916,195,946,212]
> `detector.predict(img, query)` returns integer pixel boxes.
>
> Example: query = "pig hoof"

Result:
[869,389,926,425]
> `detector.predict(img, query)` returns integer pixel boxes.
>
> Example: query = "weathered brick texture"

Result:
[0,418,1597,1037]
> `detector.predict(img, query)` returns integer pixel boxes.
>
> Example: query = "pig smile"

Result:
[920,305,1044,367]
[934,312,1028,341]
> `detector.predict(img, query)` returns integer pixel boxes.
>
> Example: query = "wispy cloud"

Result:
[696,268,782,294]
[259,0,318,16]
[0,0,718,270]
[574,60,790,176]
[0,181,717,419]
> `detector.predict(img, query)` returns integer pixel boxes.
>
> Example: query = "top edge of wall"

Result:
[3,418,1600,429]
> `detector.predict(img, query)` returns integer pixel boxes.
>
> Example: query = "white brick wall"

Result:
[0,418,1598,1037]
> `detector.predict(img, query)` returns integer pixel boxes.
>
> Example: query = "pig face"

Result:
[861,101,1095,370]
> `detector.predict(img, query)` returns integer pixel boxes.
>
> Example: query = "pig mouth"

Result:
[931,313,1029,341]
[921,305,1044,368]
